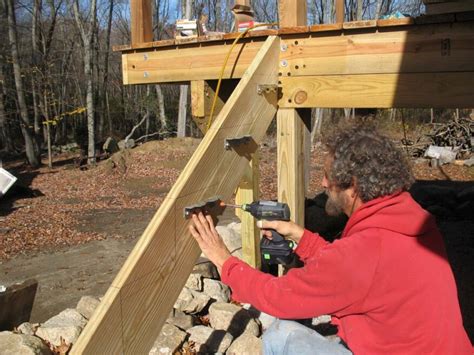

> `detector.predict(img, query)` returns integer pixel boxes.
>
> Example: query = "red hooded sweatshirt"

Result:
[221,192,472,354]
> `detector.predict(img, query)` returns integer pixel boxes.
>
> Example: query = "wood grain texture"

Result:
[277,109,308,226]
[71,36,279,354]
[130,0,153,46]
[278,21,474,78]
[279,72,474,108]
[278,0,307,27]
[425,0,474,15]
[235,152,261,268]
[123,40,264,84]
[336,0,345,23]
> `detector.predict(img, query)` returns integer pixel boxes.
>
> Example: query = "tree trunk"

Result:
[0,67,12,152]
[177,0,192,137]
[5,0,41,167]
[155,85,168,131]
[73,0,97,165]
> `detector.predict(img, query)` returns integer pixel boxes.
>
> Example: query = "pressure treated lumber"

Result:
[71,36,279,354]
[279,72,474,108]
[130,0,152,46]
[277,0,309,233]
[425,0,474,15]
[277,109,310,227]
[122,40,264,84]
[278,21,474,78]
[235,152,261,268]
[122,20,474,88]
[189,79,259,266]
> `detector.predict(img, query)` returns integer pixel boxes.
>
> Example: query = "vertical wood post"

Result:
[336,0,345,23]
[235,152,261,268]
[130,0,153,46]
[277,0,310,229]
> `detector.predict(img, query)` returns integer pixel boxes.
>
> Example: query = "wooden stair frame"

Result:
[71,35,279,354]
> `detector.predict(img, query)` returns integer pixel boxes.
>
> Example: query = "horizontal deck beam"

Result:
[120,17,474,108]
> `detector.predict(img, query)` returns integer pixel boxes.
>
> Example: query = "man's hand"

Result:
[257,220,305,243]
[189,212,232,272]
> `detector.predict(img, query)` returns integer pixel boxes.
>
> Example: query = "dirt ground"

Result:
[0,135,473,342]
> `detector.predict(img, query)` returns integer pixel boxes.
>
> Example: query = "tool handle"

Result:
[269,229,285,242]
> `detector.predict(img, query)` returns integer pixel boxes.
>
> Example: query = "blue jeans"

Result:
[262,319,352,355]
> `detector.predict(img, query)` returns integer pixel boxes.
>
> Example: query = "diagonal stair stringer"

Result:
[72,35,280,354]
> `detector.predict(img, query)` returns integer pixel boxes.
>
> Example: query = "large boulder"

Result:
[187,325,233,353]
[76,296,100,320]
[0,331,52,354]
[227,331,262,355]
[36,309,87,347]
[203,279,230,303]
[173,287,210,314]
[209,302,260,337]
[149,324,187,355]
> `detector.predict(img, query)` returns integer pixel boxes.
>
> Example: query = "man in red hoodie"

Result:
[189,124,472,354]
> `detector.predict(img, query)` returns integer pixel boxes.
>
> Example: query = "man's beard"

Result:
[325,190,346,216]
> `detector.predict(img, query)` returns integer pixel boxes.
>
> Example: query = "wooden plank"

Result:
[279,72,474,108]
[71,36,279,354]
[308,23,343,32]
[277,0,309,251]
[130,0,153,46]
[190,80,239,133]
[278,0,307,27]
[343,20,377,29]
[377,17,415,27]
[277,109,308,226]
[123,40,265,84]
[415,13,455,24]
[278,21,474,78]
[279,25,310,34]
[425,0,474,15]
[235,152,261,268]
[336,0,345,23]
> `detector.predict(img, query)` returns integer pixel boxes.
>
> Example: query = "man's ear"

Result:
[349,177,359,198]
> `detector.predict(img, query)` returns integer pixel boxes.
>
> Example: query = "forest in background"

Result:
[0,0,464,168]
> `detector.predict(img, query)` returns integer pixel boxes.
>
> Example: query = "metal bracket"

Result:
[257,84,277,96]
[224,135,252,151]
[184,196,222,219]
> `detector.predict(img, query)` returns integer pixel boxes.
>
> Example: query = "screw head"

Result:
[280,60,288,67]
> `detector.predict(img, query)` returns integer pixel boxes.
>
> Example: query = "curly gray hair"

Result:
[323,123,414,202]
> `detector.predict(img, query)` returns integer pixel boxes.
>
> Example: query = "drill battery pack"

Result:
[260,238,295,266]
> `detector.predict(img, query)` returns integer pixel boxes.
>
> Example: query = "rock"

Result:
[17,322,38,336]
[149,324,187,355]
[76,295,100,320]
[192,258,219,279]
[185,273,202,291]
[0,331,52,354]
[203,279,230,303]
[102,137,119,155]
[118,139,135,150]
[209,302,260,337]
[174,288,210,314]
[0,278,38,331]
[463,157,474,167]
[187,325,233,353]
[243,304,275,331]
[226,332,262,355]
[36,309,87,347]
[424,145,456,165]
[216,225,242,258]
[166,311,195,331]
